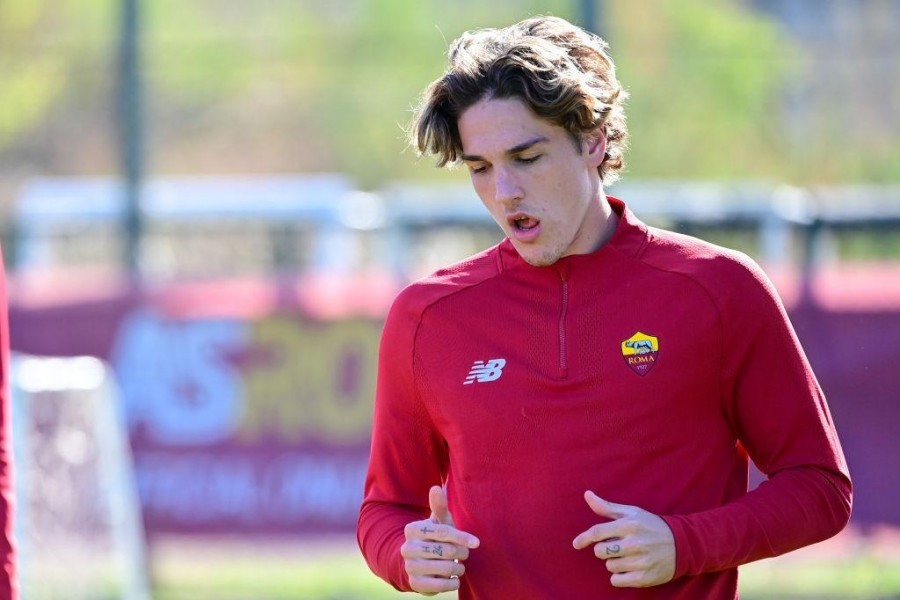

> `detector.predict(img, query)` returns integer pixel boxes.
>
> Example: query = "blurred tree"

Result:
[0,3,59,150]
[0,0,115,173]
[0,2,84,151]
[611,0,797,182]
[141,0,571,187]
[0,0,897,189]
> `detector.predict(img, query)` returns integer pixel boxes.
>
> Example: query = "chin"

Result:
[507,235,563,267]
[518,249,561,267]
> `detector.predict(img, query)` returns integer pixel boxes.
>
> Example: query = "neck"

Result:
[593,194,619,251]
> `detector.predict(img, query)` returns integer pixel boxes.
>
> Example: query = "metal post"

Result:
[799,217,823,305]
[118,0,143,280]
[577,0,605,39]
[578,0,596,32]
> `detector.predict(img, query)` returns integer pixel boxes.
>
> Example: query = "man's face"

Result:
[458,96,607,267]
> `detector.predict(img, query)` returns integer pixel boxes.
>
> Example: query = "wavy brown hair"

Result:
[411,15,628,185]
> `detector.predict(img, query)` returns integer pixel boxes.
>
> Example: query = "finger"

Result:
[406,557,467,578]
[429,485,455,526]
[603,555,644,574]
[572,521,623,549]
[409,574,462,595]
[592,539,631,560]
[402,541,470,561]
[584,490,633,520]
[405,519,480,549]
[610,570,650,588]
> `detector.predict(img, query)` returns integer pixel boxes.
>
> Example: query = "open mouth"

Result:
[510,215,540,231]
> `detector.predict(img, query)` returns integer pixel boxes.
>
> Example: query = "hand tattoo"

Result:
[605,544,621,556]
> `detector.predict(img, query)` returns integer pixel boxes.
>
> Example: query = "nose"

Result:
[494,167,523,206]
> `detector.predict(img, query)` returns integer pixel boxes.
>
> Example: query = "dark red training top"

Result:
[359,198,851,599]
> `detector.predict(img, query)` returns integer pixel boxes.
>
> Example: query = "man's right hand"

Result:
[401,485,480,595]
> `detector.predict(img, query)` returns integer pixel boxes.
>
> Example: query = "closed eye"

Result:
[516,155,541,165]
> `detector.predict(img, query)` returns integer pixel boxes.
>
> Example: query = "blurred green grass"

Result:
[150,528,900,600]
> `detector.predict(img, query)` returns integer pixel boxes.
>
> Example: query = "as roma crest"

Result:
[621,331,659,376]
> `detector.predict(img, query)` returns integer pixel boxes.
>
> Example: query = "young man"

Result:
[358,15,851,599]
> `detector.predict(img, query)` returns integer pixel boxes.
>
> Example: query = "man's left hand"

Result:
[572,490,676,588]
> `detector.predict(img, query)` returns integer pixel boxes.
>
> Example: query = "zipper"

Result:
[558,270,569,378]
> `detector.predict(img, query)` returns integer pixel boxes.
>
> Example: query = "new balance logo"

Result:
[463,358,506,384]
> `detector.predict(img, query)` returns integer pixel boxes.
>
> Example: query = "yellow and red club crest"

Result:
[621,331,659,376]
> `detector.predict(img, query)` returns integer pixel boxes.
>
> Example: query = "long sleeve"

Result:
[357,288,448,591]
[662,255,852,577]
[0,249,17,599]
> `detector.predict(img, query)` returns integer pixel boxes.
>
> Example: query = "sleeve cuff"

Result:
[661,513,692,580]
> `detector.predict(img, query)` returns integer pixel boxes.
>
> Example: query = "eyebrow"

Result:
[461,136,548,163]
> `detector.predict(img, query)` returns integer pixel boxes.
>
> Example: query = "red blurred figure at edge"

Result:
[0,245,16,599]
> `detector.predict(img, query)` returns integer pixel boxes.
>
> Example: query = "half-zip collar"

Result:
[555,261,570,378]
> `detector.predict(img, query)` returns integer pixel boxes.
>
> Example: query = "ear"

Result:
[585,128,607,168]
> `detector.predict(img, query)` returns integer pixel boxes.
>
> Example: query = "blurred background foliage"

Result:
[0,0,898,197]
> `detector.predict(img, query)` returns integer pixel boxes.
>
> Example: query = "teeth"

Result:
[514,216,535,230]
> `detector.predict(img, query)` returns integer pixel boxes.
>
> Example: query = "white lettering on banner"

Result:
[112,309,247,444]
[136,452,367,525]
[137,457,259,522]
[264,456,365,520]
